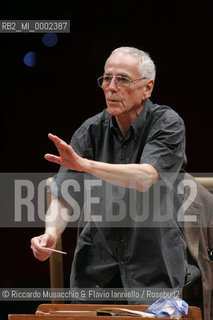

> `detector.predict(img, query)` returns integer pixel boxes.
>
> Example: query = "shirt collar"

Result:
[109,115,122,139]
[130,98,153,138]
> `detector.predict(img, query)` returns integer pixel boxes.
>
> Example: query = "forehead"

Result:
[104,52,141,77]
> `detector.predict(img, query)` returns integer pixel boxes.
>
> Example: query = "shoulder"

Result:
[150,101,184,125]
[73,108,109,138]
[70,109,109,156]
[144,100,186,139]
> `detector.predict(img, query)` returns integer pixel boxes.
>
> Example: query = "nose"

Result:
[107,77,118,91]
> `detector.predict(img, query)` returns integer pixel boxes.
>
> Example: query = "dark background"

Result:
[0,1,212,319]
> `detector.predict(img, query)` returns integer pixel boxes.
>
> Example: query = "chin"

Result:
[107,108,120,116]
[107,104,122,116]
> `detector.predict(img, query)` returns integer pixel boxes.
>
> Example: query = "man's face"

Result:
[103,51,153,117]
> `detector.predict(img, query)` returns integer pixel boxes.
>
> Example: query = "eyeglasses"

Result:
[97,75,147,89]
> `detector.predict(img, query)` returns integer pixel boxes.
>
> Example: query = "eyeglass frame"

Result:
[97,74,147,89]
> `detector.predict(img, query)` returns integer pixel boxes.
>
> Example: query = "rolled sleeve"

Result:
[140,113,186,185]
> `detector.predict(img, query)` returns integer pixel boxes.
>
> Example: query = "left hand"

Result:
[44,133,84,171]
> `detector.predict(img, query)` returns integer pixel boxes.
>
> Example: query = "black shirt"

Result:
[51,98,187,302]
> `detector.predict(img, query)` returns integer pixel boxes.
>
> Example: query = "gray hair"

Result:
[108,46,156,81]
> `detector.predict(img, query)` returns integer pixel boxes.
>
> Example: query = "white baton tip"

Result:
[41,246,67,255]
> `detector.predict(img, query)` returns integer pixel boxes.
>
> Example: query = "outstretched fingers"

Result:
[45,133,82,171]
[45,133,70,163]
[48,133,68,149]
[44,153,62,164]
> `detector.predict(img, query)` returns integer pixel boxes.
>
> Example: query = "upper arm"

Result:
[140,112,186,185]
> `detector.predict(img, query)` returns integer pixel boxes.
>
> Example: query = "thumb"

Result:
[40,234,49,247]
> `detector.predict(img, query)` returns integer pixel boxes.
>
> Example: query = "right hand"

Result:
[30,233,57,261]
[44,133,85,172]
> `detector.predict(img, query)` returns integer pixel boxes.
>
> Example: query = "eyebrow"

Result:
[104,73,130,78]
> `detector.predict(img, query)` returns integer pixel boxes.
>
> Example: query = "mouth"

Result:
[107,99,120,103]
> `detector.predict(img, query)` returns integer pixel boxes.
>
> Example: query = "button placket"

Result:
[120,141,127,162]
[117,229,128,268]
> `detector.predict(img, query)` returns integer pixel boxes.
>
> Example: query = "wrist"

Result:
[79,157,92,173]
[45,229,58,243]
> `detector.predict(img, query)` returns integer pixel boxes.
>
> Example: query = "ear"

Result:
[143,79,154,100]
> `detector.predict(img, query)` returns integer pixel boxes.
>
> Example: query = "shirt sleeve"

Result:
[140,111,187,185]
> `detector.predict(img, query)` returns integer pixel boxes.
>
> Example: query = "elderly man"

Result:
[31,47,187,303]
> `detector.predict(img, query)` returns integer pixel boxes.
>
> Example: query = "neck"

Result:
[115,103,144,138]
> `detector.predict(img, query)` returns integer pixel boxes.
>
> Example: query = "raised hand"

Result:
[44,133,85,172]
